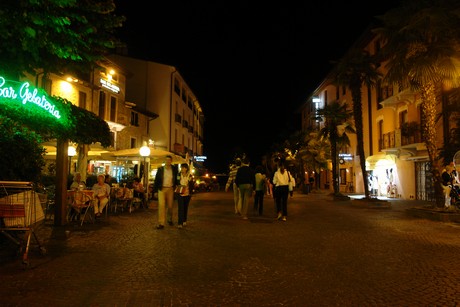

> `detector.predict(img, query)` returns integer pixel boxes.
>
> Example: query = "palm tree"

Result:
[333,48,382,199]
[298,131,330,191]
[374,0,460,207]
[438,88,460,166]
[316,101,355,196]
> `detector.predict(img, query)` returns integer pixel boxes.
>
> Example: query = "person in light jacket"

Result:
[272,161,290,221]
[153,155,179,229]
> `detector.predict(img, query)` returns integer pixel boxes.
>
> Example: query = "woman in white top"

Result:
[176,163,193,228]
[272,162,291,221]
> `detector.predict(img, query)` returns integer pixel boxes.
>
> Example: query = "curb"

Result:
[405,207,460,223]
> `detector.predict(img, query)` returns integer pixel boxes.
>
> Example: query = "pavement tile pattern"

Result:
[1,190,460,306]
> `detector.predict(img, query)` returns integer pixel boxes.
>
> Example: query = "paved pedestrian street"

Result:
[1,191,460,306]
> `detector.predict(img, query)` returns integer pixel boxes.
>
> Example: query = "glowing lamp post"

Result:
[140,144,151,202]
[67,145,77,175]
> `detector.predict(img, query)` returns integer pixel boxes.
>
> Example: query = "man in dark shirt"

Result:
[235,157,255,219]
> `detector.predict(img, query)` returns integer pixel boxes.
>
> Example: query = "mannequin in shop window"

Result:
[372,175,379,196]
[386,168,394,196]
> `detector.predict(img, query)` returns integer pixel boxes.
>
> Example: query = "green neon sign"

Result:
[0,76,61,120]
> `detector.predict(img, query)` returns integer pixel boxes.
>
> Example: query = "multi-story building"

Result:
[33,58,149,180]
[33,54,204,183]
[107,54,205,162]
[299,30,457,201]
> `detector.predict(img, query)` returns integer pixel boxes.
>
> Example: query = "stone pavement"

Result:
[1,190,460,306]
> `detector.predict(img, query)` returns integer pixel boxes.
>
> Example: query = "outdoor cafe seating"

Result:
[67,190,95,226]
[111,186,135,213]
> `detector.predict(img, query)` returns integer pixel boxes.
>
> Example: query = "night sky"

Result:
[113,1,401,173]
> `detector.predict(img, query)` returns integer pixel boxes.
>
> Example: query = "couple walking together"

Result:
[226,157,292,221]
[225,157,255,219]
[152,155,193,229]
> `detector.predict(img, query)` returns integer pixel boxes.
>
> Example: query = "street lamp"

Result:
[68,145,76,175]
[139,143,151,203]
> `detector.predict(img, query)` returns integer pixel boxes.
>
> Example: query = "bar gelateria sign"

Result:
[0,75,61,120]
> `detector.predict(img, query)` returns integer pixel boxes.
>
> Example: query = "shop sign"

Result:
[100,78,120,93]
[0,76,61,119]
[194,155,207,162]
[339,153,353,164]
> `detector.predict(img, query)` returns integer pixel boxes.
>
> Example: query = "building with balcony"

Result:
[299,29,458,201]
[30,57,168,182]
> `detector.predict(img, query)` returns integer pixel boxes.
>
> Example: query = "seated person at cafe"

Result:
[132,177,146,207]
[92,174,111,218]
[70,172,86,190]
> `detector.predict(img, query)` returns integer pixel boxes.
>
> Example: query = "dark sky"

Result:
[113,1,401,173]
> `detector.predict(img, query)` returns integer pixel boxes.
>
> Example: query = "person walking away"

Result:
[272,161,290,221]
[176,163,193,228]
[253,165,266,216]
[235,157,254,220]
[225,158,242,214]
[153,155,178,229]
[92,174,111,218]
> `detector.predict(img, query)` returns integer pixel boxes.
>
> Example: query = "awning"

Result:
[43,142,114,160]
[365,154,396,170]
[110,148,173,157]
[42,142,187,165]
[109,148,187,165]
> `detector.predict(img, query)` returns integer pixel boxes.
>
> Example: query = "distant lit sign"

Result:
[194,155,207,162]
[0,76,61,119]
[339,153,353,161]
[100,78,120,93]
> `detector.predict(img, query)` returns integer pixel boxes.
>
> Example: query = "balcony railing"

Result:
[379,129,422,151]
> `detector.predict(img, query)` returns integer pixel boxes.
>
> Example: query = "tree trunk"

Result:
[421,83,443,207]
[351,84,370,198]
[331,136,339,194]
[77,144,89,182]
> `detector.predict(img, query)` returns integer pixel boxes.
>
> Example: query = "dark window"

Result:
[399,110,408,127]
[174,78,180,95]
[175,113,182,123]
[182,88,187,102]
[78,91,87,109]
[110,96,117,122]
[130,111,139,126]
[130,138,136,149]
[378,120,384,151]
[99,91,106,120]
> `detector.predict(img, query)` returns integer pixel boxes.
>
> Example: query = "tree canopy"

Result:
[0,0,123,181]
[0,0,125,80]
